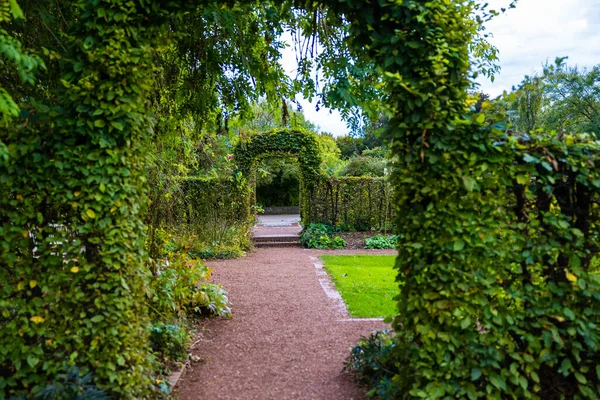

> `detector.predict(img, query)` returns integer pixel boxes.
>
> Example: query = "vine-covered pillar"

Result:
[0,0,167,396]
[336,0,515,396]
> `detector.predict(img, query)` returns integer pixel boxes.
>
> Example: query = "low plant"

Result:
[147,253,231,319]
[30,365,109,400]
[365,235,398,250]
[188,247,244,260]
[301,224,347,249]
[345,330,399,399]
[149,322,189,364]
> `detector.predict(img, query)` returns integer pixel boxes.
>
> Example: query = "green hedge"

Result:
[147,176,251,255]
[234,129,321,221]
[304,177,393,231]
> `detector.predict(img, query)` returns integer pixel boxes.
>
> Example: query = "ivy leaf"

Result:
[516,174,529,185]
[90,315,105,323]
[489,373,507,390]
[575,372,587,384]
[566,271,577,283]
[86,209,96,219]
[453,240,465,252]
[27,354,39,368]
[462,176,475,192]
[563,308,575,320]
[471,368,482,381]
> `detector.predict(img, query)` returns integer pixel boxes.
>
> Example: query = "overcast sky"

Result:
[282,0,600,136]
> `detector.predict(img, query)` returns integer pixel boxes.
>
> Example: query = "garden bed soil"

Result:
[336,231,380,250]
[175,248,395,400]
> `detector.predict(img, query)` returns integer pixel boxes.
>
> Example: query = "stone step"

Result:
[254,241,302,248]
[253,235,301,243]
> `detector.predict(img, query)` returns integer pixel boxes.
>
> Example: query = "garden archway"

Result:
[234,128,322,221]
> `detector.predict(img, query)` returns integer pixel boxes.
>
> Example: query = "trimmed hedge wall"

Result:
[304,177,393,231]
[147,176,251,254]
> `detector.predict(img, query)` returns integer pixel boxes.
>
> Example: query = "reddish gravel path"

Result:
[176,247,396,400]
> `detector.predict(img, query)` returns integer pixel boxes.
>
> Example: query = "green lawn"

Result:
[320,255,398,318]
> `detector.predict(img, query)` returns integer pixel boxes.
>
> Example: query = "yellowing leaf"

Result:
[86,209,96,219]
[71,266,80,273]
[565,135,574,146]
[30,316,45,324]
[74,191,81,197]
[17,281,25,291]
[29,280,37,289]
[16,194,23,201]
[566,271,577,283]
[516,174,529,185]
[22,231,29,238]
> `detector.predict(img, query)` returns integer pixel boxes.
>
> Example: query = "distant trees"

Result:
[498,58,600,136]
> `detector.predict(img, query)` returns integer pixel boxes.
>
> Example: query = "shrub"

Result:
[340,155,386,177]
[31,366,109,400]
[345,330,399,400]
[300,224,347,249]
[147,253,231,320]
[149,323,189,364]
[365,235,398,250]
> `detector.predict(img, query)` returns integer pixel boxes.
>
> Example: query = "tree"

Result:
[541,58,600,135]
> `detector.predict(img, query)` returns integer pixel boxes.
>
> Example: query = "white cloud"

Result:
[477,0,600,96]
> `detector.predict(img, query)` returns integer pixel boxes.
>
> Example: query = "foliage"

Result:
[345,330,399,399]
[26,365,109,400]
[364,235,398,250]
[492,58,600,137]
[0,0,45,129]
[318,133,346,176]
[322,255,397,318]
[365,1,600,398]
[300,223,346,249]
[336,131,385,159]
[147,176,252,259]
[256,158,300,207]
[149,323,189,364]
[234,128,322,220]
[147,252,231,320]
[306,177,393,231]
[340,155,386,177]
[540,58,600,135]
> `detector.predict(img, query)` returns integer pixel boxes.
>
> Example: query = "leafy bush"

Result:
[30,366,109,400]
[340,155,386,177]
[147,253,231,319]
[301,224,347,249]
[149,323,189,363]
[345,330,399,400]
[365,235,398,250]
[188,247,244,260]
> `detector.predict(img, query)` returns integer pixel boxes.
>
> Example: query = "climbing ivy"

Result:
[3,0,599,398]
[234,128,322,220]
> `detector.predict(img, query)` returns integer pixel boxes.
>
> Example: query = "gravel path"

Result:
[176,247,396,400]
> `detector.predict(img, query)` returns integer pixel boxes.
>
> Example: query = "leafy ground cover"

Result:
[320,255,397,318]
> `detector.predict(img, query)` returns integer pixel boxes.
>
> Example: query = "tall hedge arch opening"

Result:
[234,129,321,221]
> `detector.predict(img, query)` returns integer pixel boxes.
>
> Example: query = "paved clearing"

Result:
[176,247,396,400]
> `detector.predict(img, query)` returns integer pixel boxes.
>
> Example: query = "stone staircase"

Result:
[253,234,302,248]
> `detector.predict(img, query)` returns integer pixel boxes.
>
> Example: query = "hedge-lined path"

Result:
[176,247,396,400]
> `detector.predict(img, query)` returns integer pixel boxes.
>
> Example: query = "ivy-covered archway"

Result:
[234,129,321,221]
